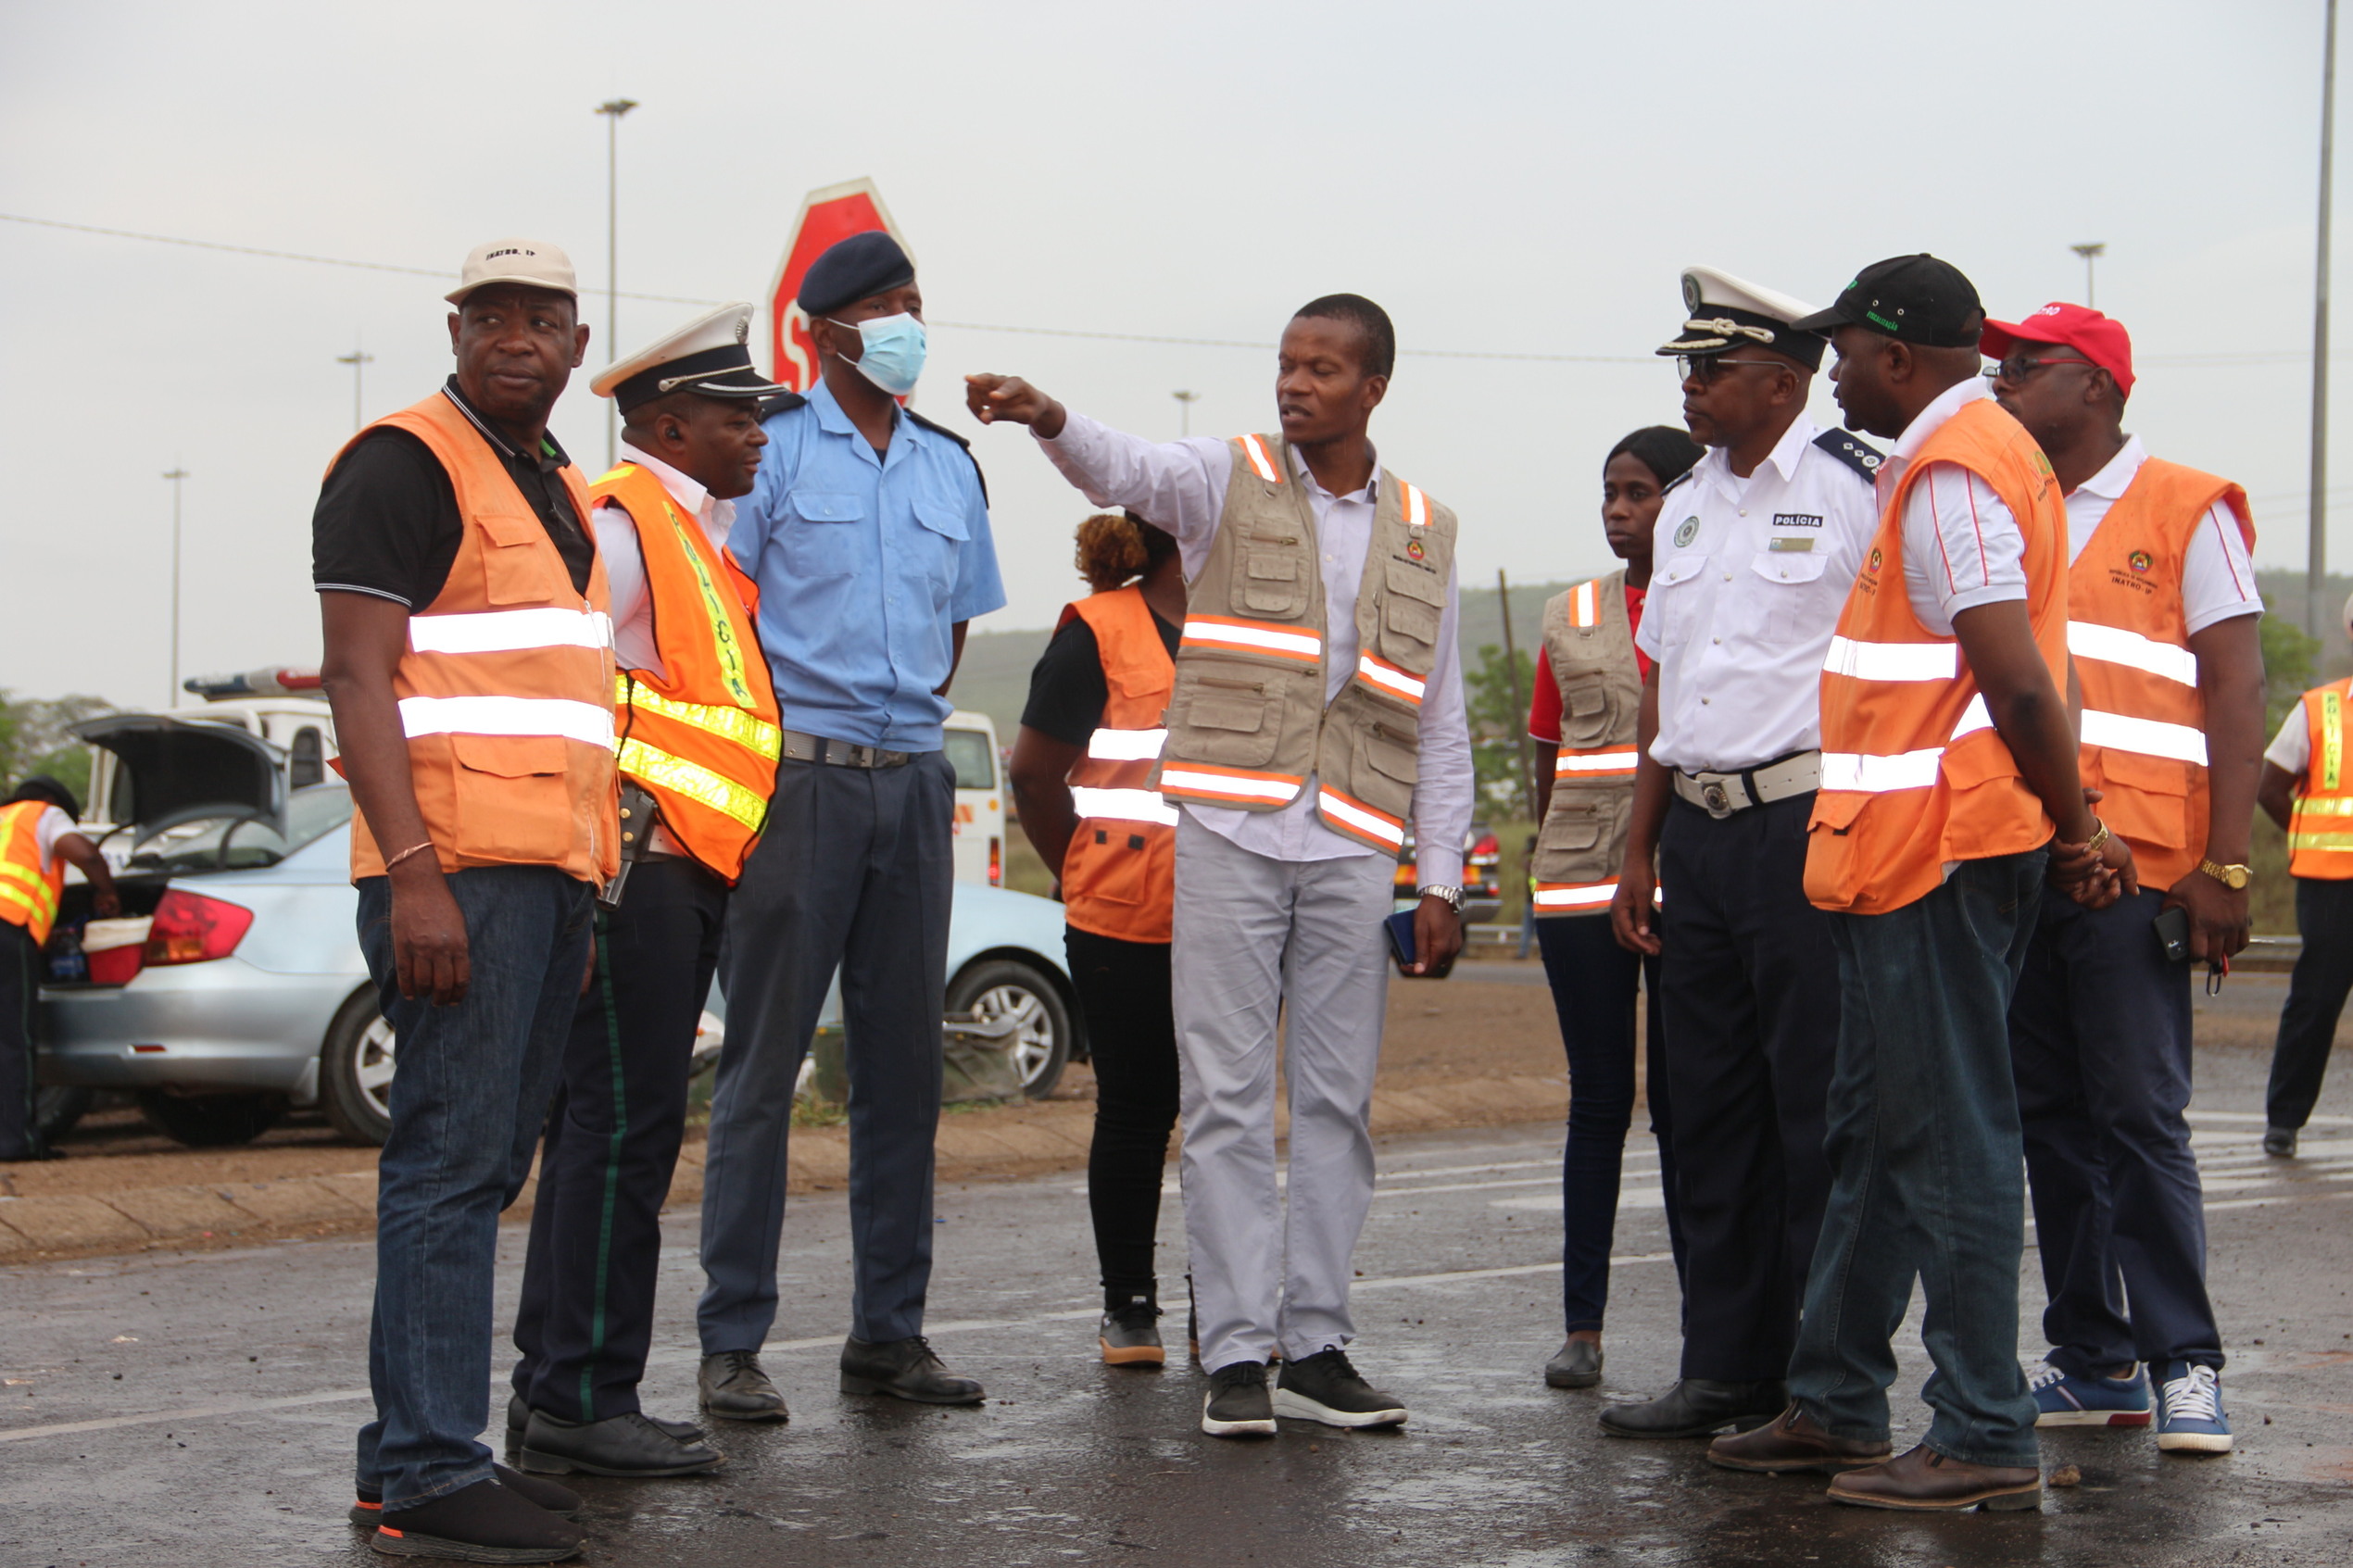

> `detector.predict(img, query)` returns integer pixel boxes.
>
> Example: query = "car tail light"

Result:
[144,889,254,965]
[1467,832,1501,865]
[988,835,1002,887]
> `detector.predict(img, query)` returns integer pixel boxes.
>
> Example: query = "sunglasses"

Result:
[1985,353,2095,383]
[1678,354,1783,384]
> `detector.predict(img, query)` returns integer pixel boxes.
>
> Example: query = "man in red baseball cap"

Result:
[1986,301,2263,1457]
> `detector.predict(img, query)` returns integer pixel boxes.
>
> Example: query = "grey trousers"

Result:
[1171,812,1395,1371]
[697,750,954,1350]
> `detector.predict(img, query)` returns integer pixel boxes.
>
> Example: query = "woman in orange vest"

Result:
[0,777,119,1161]
[1009,511,1185,1367]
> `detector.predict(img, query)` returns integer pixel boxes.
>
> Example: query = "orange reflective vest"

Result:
[329,392,619,885]
[594,461,780,883]
[0,800,66,947]
[1059,586,1177,943]
[2289,677,2353,879]
[2069,459,2252,892]
[1806,397,2069,914]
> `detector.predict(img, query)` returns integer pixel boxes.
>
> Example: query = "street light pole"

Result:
[1172,389,1201,438]
[595,97,639,470]
[2315,0,2340,638]
[2070,242,2107,307]
[162,468,189,703]
[335,338,373,434]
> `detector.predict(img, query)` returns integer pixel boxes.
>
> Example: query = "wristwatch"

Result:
[1418,884,1466,915]
[2198,858,2252,891]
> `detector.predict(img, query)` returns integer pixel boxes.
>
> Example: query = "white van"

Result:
[942,709,1006,887]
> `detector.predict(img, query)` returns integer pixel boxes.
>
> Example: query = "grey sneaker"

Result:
[1201,1360,1277,1437]
[2264,1125,2298,1158]
[1545,1336,1603,1388]
[1100,1297,1165,1367]
[698,1350,789,1423]
[1272,1348,1407,1428]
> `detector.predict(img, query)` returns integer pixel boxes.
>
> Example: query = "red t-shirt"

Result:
[1528,584,1648,742]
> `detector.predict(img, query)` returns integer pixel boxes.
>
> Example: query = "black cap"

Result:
[798,232,915,320]
[1792,255,1984,348]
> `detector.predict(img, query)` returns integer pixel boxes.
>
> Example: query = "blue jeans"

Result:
[1791,850,2046,1470]
[355,867,595,1507]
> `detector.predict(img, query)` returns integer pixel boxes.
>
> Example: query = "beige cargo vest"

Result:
[1151,432,1458,855]
[1532,572,1642,914]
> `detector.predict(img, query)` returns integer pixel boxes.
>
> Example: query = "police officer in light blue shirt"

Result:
[697,232,1005,1420]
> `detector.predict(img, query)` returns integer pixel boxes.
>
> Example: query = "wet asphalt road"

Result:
[5,982,2353,1567]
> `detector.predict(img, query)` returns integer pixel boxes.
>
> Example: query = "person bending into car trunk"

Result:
[1010,509,1187,1368]
[503,303,789,1482]
[312,239,613,1566]
[967,293,1473,1440]
[0,777,120,1162]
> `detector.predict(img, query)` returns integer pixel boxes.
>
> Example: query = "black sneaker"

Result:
[2265,1125,2298,1157]
[373,1476,582,1562]
[1201,1360,1277,1437]
[1101,1296,1165,1367]
[351,1465,580,1528]
[1273,1348,1407,1429]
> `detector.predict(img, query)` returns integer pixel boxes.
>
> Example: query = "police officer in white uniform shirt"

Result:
[1602,268,1881,1439]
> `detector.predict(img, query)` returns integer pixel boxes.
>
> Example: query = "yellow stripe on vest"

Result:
[654,495,761,710]
[622,679,785,760]
[2325,691,2343,795]
[616,738,769,830]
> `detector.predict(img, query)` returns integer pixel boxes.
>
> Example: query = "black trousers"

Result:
[511,858,729,1422]
[1655,792,1840,1383]
[1064,927,1180,1306]
[0,922,41,1161]
[2268,876,2353,1130]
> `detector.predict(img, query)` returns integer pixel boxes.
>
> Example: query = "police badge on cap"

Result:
[1658,266,1829,371]
[591,303,790,414]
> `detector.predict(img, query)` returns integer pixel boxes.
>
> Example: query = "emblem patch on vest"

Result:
[1407,537,1426,560]
[2129,549,2153,573]
[1674,516,1700,548]
[1868,546,1883,572]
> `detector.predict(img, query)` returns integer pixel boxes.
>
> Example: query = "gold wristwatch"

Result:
[2199,858,2252,891]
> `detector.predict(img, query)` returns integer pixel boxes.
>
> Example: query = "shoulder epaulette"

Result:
[757,392,808,420]
[1660,469,1695,496]
[1813,428,1885,484]
[907,408,988,503]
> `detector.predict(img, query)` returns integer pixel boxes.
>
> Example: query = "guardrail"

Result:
[1457,924,2308,972]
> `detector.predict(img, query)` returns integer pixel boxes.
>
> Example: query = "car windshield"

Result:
[125,785,356,875]
[944,727,997,790]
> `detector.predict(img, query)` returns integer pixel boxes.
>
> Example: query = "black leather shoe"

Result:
[1598,1378,1788,1438]
[1544,1336,1603,1389]
[520,1409,725,1478]
[509,1390,704,1443]
[698,1352,789,1423]
[839,1336,985,1405]
[352,1465,579,1528]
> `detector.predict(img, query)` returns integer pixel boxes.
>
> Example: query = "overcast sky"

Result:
[0,0,2334,709]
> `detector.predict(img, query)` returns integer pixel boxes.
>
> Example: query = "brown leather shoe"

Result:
[1827,1444,2043,1512]
[1707,1404,1892,1474]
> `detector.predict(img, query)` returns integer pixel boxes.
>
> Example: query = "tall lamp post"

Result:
[2315,0,2341,637]
[595,97,640,469]
[2070,242,2106,307]
[335,338,373,433]
[162,467,189,702]
[1172,389,1201,437]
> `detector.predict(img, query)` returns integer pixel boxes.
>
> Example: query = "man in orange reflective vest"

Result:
[505,305,786,1481]
[1706,257,2132,1512]
[1989,304,2259,1455]
[0,777,119,1162]
[2259,609,2353,1157]
[314,238,614,1563]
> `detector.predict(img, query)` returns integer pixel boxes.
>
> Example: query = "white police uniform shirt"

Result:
[1635,415,1881,773]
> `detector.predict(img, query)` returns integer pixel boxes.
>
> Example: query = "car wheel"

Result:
[320,988,396,1146]
[946,958,1071,1100]
[34,1085,94,1145]
[135,1090,286,1148]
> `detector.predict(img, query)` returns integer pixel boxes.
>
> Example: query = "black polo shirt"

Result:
[312,377,596,609]
[1020,609,1182,747]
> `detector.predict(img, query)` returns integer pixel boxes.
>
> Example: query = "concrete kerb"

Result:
[0,1071,1570,1264]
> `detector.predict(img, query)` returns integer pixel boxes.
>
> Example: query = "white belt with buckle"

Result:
[1672,751,1822,820]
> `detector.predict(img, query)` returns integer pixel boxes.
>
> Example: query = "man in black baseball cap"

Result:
[1791,254,1987,349]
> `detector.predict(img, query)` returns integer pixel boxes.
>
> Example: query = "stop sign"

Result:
[763,177,911,392]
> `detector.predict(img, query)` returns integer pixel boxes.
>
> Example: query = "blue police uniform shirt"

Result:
[729,377,1006,751]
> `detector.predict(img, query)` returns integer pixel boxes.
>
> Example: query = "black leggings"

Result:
[1065,926,1180,1306]
[0,922,40,1160]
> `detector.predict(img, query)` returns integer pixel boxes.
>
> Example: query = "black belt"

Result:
[779,729,912,769]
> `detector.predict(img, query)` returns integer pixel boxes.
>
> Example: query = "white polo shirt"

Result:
[1636,415,1881,773]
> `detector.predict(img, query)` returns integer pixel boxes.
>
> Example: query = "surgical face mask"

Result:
[828,312,926,396]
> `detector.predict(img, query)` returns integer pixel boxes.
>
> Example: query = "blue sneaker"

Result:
[2028,1361,2152,1426]
[2155,1361,2233,1453]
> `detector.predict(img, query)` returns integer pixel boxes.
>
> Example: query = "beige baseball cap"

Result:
[447,238,578,305]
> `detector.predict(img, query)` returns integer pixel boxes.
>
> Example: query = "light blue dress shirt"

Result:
[729,378,1005,751]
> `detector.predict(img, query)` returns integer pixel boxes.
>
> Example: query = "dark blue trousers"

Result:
[2267,875,2353,1131]
[1534,911,1686,1332]
[512,858,730,1422]
[2010,887,2221,1374]
[0,922,42,1161]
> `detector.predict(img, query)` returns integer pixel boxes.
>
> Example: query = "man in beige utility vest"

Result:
[505,304,788,1483]
[314,238,612,1564]
[968,294,1474,1438]
[1989,304,2260,1455]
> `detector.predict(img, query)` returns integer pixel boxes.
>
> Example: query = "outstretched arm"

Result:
[965,373,1227,553]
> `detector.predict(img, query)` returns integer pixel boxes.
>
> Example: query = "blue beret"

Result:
[799,232,915,319]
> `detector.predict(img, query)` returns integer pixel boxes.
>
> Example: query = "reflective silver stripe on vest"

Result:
[1071,785,1180,826]
[409,608,614,655]
[1086,727,1167,762]
[1820,696,1994,794]
[2068,621,2198,687]
[1533,881,1616,909]
[1555,748,1640,775]
[1823,634,1958,683]
[2081,709,2209,765]
[397,696,617,749]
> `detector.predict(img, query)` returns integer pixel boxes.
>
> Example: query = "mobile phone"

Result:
[2153,905,2192,964]
[1384,909,1455,980]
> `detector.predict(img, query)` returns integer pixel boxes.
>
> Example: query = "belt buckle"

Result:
[1700,779,1734,819]
[849,745,876,769]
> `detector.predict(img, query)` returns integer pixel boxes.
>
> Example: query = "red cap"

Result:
[1980,302,2134,397]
